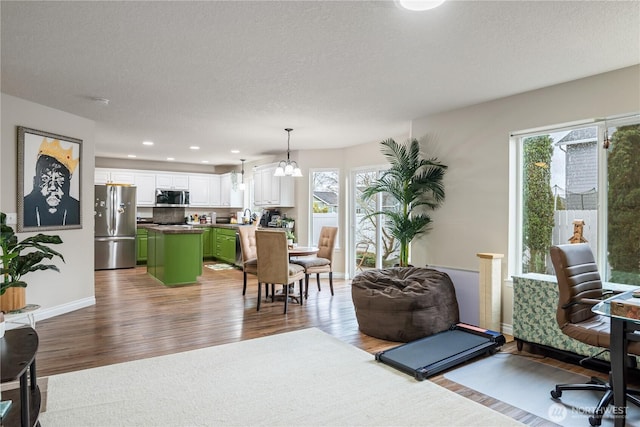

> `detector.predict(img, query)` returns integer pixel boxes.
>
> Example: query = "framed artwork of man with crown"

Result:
[17,126,82,232]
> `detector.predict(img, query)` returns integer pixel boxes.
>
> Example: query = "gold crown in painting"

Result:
[37,138,79,174]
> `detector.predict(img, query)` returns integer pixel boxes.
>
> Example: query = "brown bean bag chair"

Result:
[351,267,459,342]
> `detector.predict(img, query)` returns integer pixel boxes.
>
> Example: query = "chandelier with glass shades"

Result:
[274,128,302,177]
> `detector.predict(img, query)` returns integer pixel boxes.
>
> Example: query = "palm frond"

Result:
[360,137,447,266]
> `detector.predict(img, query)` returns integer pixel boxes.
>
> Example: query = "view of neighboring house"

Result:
[556,127,598,210]
[313,191,338,213]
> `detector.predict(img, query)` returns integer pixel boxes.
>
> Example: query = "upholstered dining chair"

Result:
[255,230,305,314]
[291,226,338,299]
[238,223,259,295]
[549,243,640,426]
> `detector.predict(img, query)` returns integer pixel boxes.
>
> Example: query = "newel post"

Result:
[476,253,504,331]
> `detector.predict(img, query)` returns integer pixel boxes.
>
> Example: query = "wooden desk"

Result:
[592,292,640,427]
[288,246,319,257]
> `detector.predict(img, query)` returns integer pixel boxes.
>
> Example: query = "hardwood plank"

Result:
[31,264,621,425]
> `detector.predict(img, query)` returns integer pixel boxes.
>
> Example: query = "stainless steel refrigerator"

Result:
[94,184,137,270]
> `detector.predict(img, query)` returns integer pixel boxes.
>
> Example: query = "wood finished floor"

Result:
[32,263,620,426]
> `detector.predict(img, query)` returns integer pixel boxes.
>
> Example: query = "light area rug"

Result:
[39,328,522,427]
[444,353,640,426]
[204,263,235,271]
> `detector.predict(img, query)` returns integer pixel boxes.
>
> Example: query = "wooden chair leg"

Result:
[329,272,334,296]
[304,274,310,299]
[283,284,288,314]
[257,281,262,311]
[299,279,304,305]
[243,272,247,295]
[271,284,275,302]
[316,274,321,291]
[264,283,269,298]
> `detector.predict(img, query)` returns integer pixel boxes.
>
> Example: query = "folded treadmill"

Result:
[375,323,506,381]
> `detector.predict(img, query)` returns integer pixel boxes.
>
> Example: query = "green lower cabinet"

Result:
[202,227,215,259]
[136,228,148,264]
[147,228,203,286]
[214,227,236,264]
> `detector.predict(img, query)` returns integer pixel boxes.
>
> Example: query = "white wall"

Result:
[409,65,640,327]
[1,93,96,315]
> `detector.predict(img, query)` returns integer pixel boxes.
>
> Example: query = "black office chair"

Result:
[549,243,640,426]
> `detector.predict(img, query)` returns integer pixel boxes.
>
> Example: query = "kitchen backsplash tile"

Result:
[153,207,186,224]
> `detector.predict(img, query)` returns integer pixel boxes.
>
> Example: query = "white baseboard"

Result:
[501,322,513,336]
[5,297,96,330]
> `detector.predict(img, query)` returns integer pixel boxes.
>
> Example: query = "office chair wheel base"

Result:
[550,389,562,399]
[588,415,601,426]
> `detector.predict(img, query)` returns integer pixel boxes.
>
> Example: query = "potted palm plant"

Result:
[1,212,64,312]
[361,138,447,267]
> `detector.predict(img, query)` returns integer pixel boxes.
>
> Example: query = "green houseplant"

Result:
[1,212,64,310]
[361,138,447,267]
[285,230,295,245]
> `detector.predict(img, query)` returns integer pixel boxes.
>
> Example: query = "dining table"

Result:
[288,246,319,258]
[267,247,318,305]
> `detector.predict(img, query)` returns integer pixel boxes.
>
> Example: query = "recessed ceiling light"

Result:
[201,160,209,163]
[190,146,200,150]
[396,0,446,11]
[142,141,154,146]
[231,149,240,154]
[167,157,175,161]
[127,154,137,158]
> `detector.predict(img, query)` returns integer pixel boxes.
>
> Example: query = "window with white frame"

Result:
[310,169,339,246]
[513,114,640,284]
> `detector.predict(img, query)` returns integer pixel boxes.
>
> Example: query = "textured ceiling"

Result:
[2,1,639,167]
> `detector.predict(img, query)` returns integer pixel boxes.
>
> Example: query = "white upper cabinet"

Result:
[229,176,243,208]
[189,174,211,206]
[219,173,243,208]
[253,168,270,206]
[220,173,231,207]
[156,173,189,190]
[95,168,135,185]
[209,175,221,207]
[111,171,135,185]
[94,168,248,208]
[95,169,111,185]
[134,173,157,206]
[253,165,294,207]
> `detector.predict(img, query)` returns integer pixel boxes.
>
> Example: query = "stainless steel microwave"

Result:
[155,189,189,207]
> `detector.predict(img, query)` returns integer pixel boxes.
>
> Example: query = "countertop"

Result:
[146,225,204,234]
[137,223,256,231]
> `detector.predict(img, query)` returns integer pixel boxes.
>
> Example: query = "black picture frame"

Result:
[17,126,82,232]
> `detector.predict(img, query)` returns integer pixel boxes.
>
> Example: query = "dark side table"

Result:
[1,327,41,427]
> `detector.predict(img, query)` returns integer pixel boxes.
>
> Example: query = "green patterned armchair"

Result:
[512,274,610,361]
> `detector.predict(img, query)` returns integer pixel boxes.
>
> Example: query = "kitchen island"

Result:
[193,223,252,266]
[147,225,204,286]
